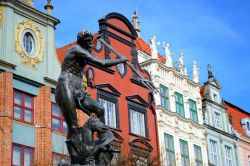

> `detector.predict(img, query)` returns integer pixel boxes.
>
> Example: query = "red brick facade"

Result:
[0,72,13,166]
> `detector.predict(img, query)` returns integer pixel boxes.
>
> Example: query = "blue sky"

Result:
[35,0,250,112]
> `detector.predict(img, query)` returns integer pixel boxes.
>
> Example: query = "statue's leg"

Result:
[80,95,105,124]
[55,82,79,163]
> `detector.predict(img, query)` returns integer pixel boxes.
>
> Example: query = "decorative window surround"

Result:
[224,145,233,166]
[241,118,250,136]
[209,139,219,166]
[164,133,175,166]
[175,92,185,118]
[194,145,203,166]
[97,84,120,130]
[160,84,170,110]
[179,139,189,166]
[127,95,148,138]
[189,99,198,123]
[214,111,222,129]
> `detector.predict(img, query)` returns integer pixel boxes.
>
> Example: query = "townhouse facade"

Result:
[133,12,208,166]
[201,67,240,166]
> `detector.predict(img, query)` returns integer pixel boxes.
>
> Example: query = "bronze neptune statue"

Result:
[55,30,127,165]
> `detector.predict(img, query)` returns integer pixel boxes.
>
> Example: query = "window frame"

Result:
[159,84,170,110]
[128,101,148,138]
[214,111,222,128]
[175,92,185,118]
[52,152,70,166]
[224,145,233,166]
[189,99,198,123]
[12,143,34,166]
[179,139,189,166]
[209,139,219,166]
[164,133,175,166]
[194,145,203,166]
[97,89,120,130]
[51,102,67,133]
[13,90,34,124]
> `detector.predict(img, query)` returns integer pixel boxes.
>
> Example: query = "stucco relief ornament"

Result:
[15,19,44,67]
[149,36,159,59]
[163,41,173,67]
[192,61,200,83]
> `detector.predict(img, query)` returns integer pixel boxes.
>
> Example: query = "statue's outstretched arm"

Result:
[76,46,127,67]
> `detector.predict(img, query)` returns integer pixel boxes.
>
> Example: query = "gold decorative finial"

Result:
[44,0,53,15]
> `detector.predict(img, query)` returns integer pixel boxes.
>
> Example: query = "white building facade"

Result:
[137,47,208,165]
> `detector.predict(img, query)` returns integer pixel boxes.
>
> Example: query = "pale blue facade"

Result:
[202,68,240,166]
[12,122,36,147]
[0,0,60,85]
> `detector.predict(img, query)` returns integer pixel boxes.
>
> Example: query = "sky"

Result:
[35,0,250,112]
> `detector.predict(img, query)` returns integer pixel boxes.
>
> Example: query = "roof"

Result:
[225,100,250,136]
[56,42,76,64]
[135,37,165,63]
[200,86,205,97]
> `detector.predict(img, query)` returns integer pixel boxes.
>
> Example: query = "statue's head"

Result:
[77,30,93,52]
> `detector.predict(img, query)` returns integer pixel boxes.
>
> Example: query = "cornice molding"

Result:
[0,59,16,70]
[204,123,238,140]
[140,59,201,88]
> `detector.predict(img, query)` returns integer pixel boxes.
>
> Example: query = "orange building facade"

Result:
[57,12,160,165]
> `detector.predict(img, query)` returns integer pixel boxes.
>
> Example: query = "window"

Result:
[52,152,70,166]
[225,146,233,166]
[52,103,67,132]
[214,112,222,128]
[97,86,120,129]
[213,93,218,102]
[23,32,34,54]
[14,90,34,123]
[175,92,185,117]
[160,84,170,110]
[12,143,34,166]
[210,139,219,166]
[194,145,203,166]
[179,139,189,166]
[189,99,198,123]
[247,121,250,131]
[130,109,146,137]
[164,133,175,166]
[99,98,117,128]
